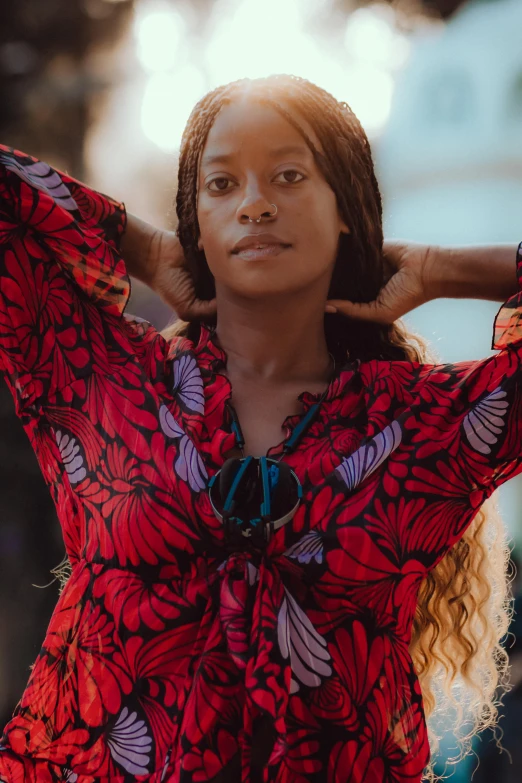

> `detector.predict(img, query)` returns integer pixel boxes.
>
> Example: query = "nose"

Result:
[236,179,276,223]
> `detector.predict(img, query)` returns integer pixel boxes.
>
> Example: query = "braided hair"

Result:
[172,73,424,365]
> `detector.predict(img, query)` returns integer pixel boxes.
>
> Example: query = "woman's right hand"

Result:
[121,212,217,321]
[147,229,217,321]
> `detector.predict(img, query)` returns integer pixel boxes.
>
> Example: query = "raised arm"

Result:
[426,242,518,304]
[0,143,219,419]
[0,144,130,415]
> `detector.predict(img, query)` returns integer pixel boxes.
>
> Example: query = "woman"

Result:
[0,74,519,783]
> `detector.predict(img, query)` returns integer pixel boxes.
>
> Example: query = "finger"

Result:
[325,298,397,324]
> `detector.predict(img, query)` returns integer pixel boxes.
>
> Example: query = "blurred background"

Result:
[0,0,521,779]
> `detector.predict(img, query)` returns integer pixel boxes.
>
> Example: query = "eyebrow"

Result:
[201,144,310,167]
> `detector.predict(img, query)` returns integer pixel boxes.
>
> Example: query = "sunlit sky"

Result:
[132,0,411,152]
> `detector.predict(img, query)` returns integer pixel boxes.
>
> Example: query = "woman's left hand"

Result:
[325,240,437,324]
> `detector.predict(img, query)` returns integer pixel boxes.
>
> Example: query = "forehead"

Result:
[199,97,322,168]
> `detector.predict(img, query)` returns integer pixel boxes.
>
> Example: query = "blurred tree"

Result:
[0,382,65,727]
[415,0,472,18]
[0,0,134,726]
[0,0,133,175]
[336,0,493,23]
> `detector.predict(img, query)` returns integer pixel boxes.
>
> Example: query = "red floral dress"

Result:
[0,144,521,783]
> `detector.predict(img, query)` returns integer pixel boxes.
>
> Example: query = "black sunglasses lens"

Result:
[212,458,300,524]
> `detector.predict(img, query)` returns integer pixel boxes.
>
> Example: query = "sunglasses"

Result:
[208,455,303,550]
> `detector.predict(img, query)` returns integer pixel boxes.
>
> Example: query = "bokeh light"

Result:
[204,0,305,84]
[133,0,410,151]
[134,1,186,73]
[343,4,410,70]
[343,64,395,132]
[141,66,207,151]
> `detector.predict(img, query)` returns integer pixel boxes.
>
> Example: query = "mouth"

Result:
[232,244,292,261]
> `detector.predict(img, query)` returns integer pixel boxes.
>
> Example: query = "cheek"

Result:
[299,220,341,274]
[196,202,215,240]
[299,191,341,244]
[196,213,224,258]
[198,237,234,283]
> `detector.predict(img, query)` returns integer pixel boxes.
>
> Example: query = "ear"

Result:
[340,221,350,235]
[197,237,204,251]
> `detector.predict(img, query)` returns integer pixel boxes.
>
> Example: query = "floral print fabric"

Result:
[0,144,521,783]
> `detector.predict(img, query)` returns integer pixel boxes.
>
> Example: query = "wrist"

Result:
[120,213,159,288]
[426,245,465,299]
[421,243,450,300]
[428,243,518,302]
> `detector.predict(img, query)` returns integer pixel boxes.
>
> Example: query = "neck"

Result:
[214,289,331,386]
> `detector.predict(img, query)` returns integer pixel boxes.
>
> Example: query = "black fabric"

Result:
[210,715,276,783]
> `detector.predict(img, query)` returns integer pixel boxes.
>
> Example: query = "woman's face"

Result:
[196,94,349,301]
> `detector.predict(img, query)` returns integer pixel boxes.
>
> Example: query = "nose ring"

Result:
[248,204,278,223]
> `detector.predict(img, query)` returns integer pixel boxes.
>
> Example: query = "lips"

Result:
[233,245,290,261]
[231,232,291,254]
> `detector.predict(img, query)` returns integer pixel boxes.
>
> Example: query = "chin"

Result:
[217,268,295,297]
[228,283,296,301]
[215,259,323,300]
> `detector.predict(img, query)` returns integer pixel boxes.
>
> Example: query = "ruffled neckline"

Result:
[194,322,357,435]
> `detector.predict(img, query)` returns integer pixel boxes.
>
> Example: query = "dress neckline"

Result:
[195,322,353,401]
[194,323,358,456]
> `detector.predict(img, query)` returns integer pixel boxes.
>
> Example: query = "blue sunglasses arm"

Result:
[260,456,271,518]
[223,456,253,513]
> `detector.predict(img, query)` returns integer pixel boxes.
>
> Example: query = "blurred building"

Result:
[377,0,522,548]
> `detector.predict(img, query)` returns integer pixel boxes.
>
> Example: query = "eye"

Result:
[205,169,307,192]
[206,177,232,192]
[275,169,307,184]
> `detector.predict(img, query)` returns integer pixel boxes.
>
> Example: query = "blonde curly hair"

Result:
[394,330,514,780]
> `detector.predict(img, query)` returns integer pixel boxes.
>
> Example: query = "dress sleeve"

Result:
[0,144,130,416]
[404,242,522,564]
